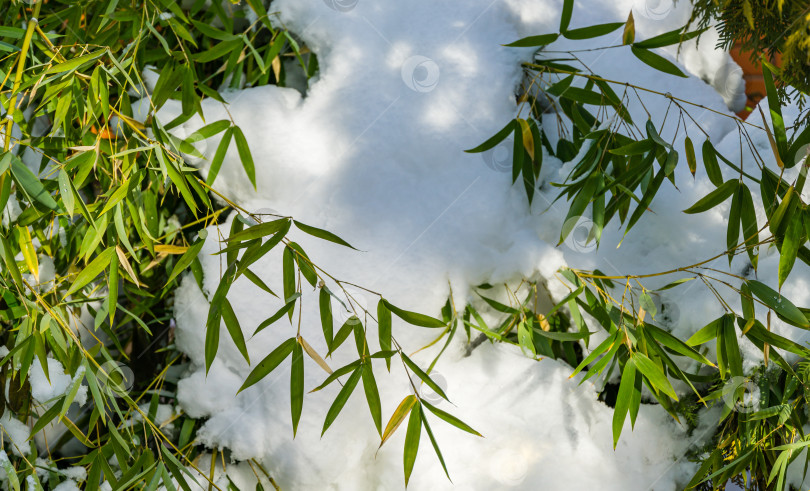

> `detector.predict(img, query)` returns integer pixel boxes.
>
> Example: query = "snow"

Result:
[151,0,807,489]
[0,413,31,456]
[29,358,87,407]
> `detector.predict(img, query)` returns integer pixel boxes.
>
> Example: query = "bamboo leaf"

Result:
[377,299,392,370]
[293,220,358,250]
[381,395,418,446]
[402,354,449,402]
[291,341,304,436]
[634,352,678,400]
[67,247,116,295]
[222,298,250,364]
[613,358,636,448]
[630,46,687,77]
[563,22,624,40]
[322,366,362,436]
[683,180,737,214]
[226,218,290,243]
[238,337,296,393]
[421,400,481,436]
[383,299,446,328]
[748,280,808,327]
[403,401,422,487]
[361,362,383,435]
[503,34,559,48]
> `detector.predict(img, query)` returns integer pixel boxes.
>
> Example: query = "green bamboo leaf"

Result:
[563,22,624,40]
[645,324,714,366]
[655,277,695,291]
[232,126,256,189]
[283,245,296,320]
[238,337,296,393]
[66,247,116,295]
[322,366,362,436]
[404,401,422,487]
[560,0,574,31]
[762,65,788,164]
[476,292,520,314]
[361,362,383,435]
[226,218,290,243]
[383,299,446,328]
[701,140,724,187]
[684,137,697,177]
[311,360,362,392]
[402,354,449,402]
[625,168,665,233]
[503,34,559,48]
[291,341,304,436]
[420,407,451,480]
[166,233,206,286]
[609,139,654,156]
[633,27,706,49]
[633,352,678,400]
[45,49,105,74]
[108,257,118,327]
[748,280,808,327]
[293,220,358,250]
[10,155,58,210]
[58,169,75,216]
[207,127,233,186]
[377,299,392,370]
[221,298,250,364]
[253,293,301,335]
[327,317,358,356]
[288,241,317,287]
[465,120,515,152]
[205,309,221,374]
[722,314,743,377]
[740,184,759,268]
[320,287,334,346]
[683,180,737,214]
[727,184,742,260]
[686,316,724,346]
[421,400,481,436]
[778,215,802,288]
[613,358,636,448]
[630,46,687,78]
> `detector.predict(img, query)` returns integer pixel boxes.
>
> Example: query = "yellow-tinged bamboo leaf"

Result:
[116,246,140,286]
[623,11,635,45]
[17,226,38,278]
[154,244,190,254]
[517,118,534,160]
[759,106,784,168]
[299,336,332,374]
[380,395,417,447]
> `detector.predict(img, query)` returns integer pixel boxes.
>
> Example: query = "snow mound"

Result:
[162,0,803,489]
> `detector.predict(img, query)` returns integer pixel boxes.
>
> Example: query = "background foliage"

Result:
[1,0,810,490]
